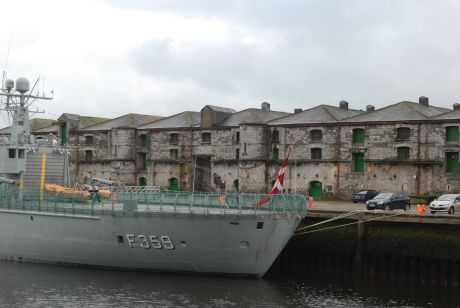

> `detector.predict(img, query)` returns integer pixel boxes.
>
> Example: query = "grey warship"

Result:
[0,76,307,277]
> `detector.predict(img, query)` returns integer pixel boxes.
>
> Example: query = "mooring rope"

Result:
[293,212,406,236]
[295,210,361,232]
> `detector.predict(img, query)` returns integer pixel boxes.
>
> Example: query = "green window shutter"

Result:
[353,153,365,172]
[446,152,459,172]
[446,126,459,142]
[353,129,365,144]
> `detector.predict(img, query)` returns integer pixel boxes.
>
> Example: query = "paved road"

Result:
[311,200,459,217]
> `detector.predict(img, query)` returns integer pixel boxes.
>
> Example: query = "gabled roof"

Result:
[216,108,290,127]
[344,101,449,122]
[138,111,201,129]
[82,113,163,131]
[268,105,363,125]
[58,113,110,129]
[431,108,460,120]
[204,105,237,113]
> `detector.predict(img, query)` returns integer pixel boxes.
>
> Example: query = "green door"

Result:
[169,178,179,191]
[309,181,323,199]
[353,153,365,172]
[446,152,459,172]
[353,128,365,144]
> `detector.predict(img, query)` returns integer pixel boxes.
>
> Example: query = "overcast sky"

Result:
[1,0,460,125]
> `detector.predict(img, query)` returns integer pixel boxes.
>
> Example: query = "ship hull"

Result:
[0,208,301,277]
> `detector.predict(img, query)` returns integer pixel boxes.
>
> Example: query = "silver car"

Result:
[429,194,460,214]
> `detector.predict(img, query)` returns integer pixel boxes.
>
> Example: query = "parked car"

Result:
[429,194,460,214]
[366,192,411,211]
[352,189,379,203]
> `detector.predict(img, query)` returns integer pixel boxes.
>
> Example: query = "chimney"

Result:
[419,96,429,107]
[261,102,270,111]
[294,108,302,114]
[339,100,349,110]
[454,103,460,110]
[366,105,375,112]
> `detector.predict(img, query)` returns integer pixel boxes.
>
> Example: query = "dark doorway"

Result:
[194,156,211,192]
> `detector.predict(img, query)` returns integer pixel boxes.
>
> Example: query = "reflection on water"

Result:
[0,262,458,307]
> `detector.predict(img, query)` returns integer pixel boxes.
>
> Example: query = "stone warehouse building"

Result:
[13,98,460,199]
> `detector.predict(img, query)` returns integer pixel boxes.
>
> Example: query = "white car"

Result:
[429,194,460,214]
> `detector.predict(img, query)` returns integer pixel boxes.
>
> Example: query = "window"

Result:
[272,130,279,143]
[353,128,365,144]
[310,130,323,142]
[85,135,93,145]
[85,150,93,161]
[396,127,411,141]
[311,148,322,159]
[140,153,147,170]
[446,152,459,172]
[235,148,240,160]
[139,134,148,147]
[353,152,364,172]
[18,149,24,159]
[235,132,240,144]
[170,149,178,160]
[202,132,211,144]
[8,149,15,158]
[446,126,459,142]
[243,143,247,154]
[397,147,410,160]
[169,133,179,145]
[272,147,279,160]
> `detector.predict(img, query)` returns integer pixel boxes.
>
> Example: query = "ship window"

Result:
[18,149,24,159]
[257,222,264,229]
[117,235,124,243]
[8,149,15,158]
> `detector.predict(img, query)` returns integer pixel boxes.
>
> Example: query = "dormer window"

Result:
[310,130,322,142]
[202,132,211,144]
[396,127,411,141]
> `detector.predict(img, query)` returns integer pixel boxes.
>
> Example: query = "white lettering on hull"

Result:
[126,234,175,250]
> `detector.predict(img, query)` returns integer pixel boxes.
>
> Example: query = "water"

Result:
[0,262,458,307]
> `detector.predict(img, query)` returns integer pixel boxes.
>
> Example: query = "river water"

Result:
[0,262,458,307]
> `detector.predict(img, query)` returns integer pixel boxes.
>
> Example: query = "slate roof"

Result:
[216,108,290,127]
[205,105,237,113]
[58,113,110,129]
[82,113,163,131]
[344,101,449,123]
[138,111,201,129]
[430,108,460,120]
[268,105,363,125]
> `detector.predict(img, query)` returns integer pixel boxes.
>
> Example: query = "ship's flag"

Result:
[255,148,291,208]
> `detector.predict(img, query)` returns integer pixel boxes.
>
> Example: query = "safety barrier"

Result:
[0,187,307,217]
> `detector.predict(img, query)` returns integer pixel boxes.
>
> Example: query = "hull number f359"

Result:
[126,234,175,250]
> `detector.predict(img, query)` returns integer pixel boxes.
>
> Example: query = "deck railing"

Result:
[0,187,307,218]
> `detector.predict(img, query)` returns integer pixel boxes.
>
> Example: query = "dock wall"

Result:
[269,212,460,287]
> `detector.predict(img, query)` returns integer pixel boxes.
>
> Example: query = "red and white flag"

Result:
[255,148,291,208]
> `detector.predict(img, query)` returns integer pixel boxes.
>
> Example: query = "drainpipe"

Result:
[336,124,341,199]
[417,123,421,195]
